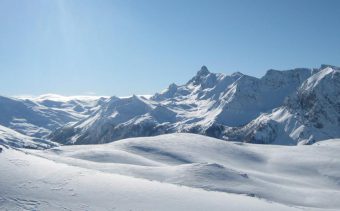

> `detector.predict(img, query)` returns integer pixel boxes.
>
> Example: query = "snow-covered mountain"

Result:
[50,65,339,145]
[0,124,57,149]
[219,66,340,145]
[0,94,107,148]
[17,94,108,119]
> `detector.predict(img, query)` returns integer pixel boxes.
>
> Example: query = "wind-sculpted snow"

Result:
[19,133,340,210]
[50,64,340,145]
[0,134,310,211]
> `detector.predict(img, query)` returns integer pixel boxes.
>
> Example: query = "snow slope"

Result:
[16,94,108,121]
[28,133,340,210]
[0,142,301,211]
[0,125,57,149]
[0,95,107,140]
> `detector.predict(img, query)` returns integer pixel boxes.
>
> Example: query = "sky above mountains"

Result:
[1,0,340,96]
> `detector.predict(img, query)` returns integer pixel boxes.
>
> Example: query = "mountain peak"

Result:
[231,71,244,77]
[302,66,340,91]
[197,65,210,76]
[320,64,340,70]
[186,66,212,86]
[168,83,178,90]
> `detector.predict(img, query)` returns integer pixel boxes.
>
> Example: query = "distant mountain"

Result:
[49,64,340,145]
[0,95,107,147]
[0,124,57,149]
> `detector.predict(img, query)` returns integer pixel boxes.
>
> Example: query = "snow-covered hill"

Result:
[0,148,300,211]
[50,65,339,145]
[2,133,339,210]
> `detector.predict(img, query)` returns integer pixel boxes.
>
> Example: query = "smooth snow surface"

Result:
[2,133,339,210]
[1,145,300,210]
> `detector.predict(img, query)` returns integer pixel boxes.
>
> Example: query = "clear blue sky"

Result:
[1,0,340,96]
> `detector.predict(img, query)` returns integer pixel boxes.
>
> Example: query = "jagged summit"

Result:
[187,65,215,87]
[168,83,178,90]
[197,65,210,76]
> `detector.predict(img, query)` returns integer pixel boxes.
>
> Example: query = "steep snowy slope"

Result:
[222,66,340,145]
[51,65,332,145]
[0,96,76,138]
[0,95,107,139]
[0,143,301,211]
[0,125,57,149]
[51,95,159,144]
[18,94,108,117]
[27,133,340,210]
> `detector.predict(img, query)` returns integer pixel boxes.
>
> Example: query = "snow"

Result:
[0,94,108,142]
[119,94,153,99]
[1,139,303,211]
[16,133,340,210]
[0,125,57,149]
[302,67,337,90]
[233,66,340,145]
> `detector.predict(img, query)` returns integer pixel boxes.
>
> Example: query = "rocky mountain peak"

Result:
[197,65,210,76]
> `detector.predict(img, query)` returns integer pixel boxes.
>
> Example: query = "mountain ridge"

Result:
[47,65,339,146]
[0,65,339,148]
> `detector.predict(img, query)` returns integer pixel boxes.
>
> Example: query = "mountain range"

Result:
[0,64,339,148]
